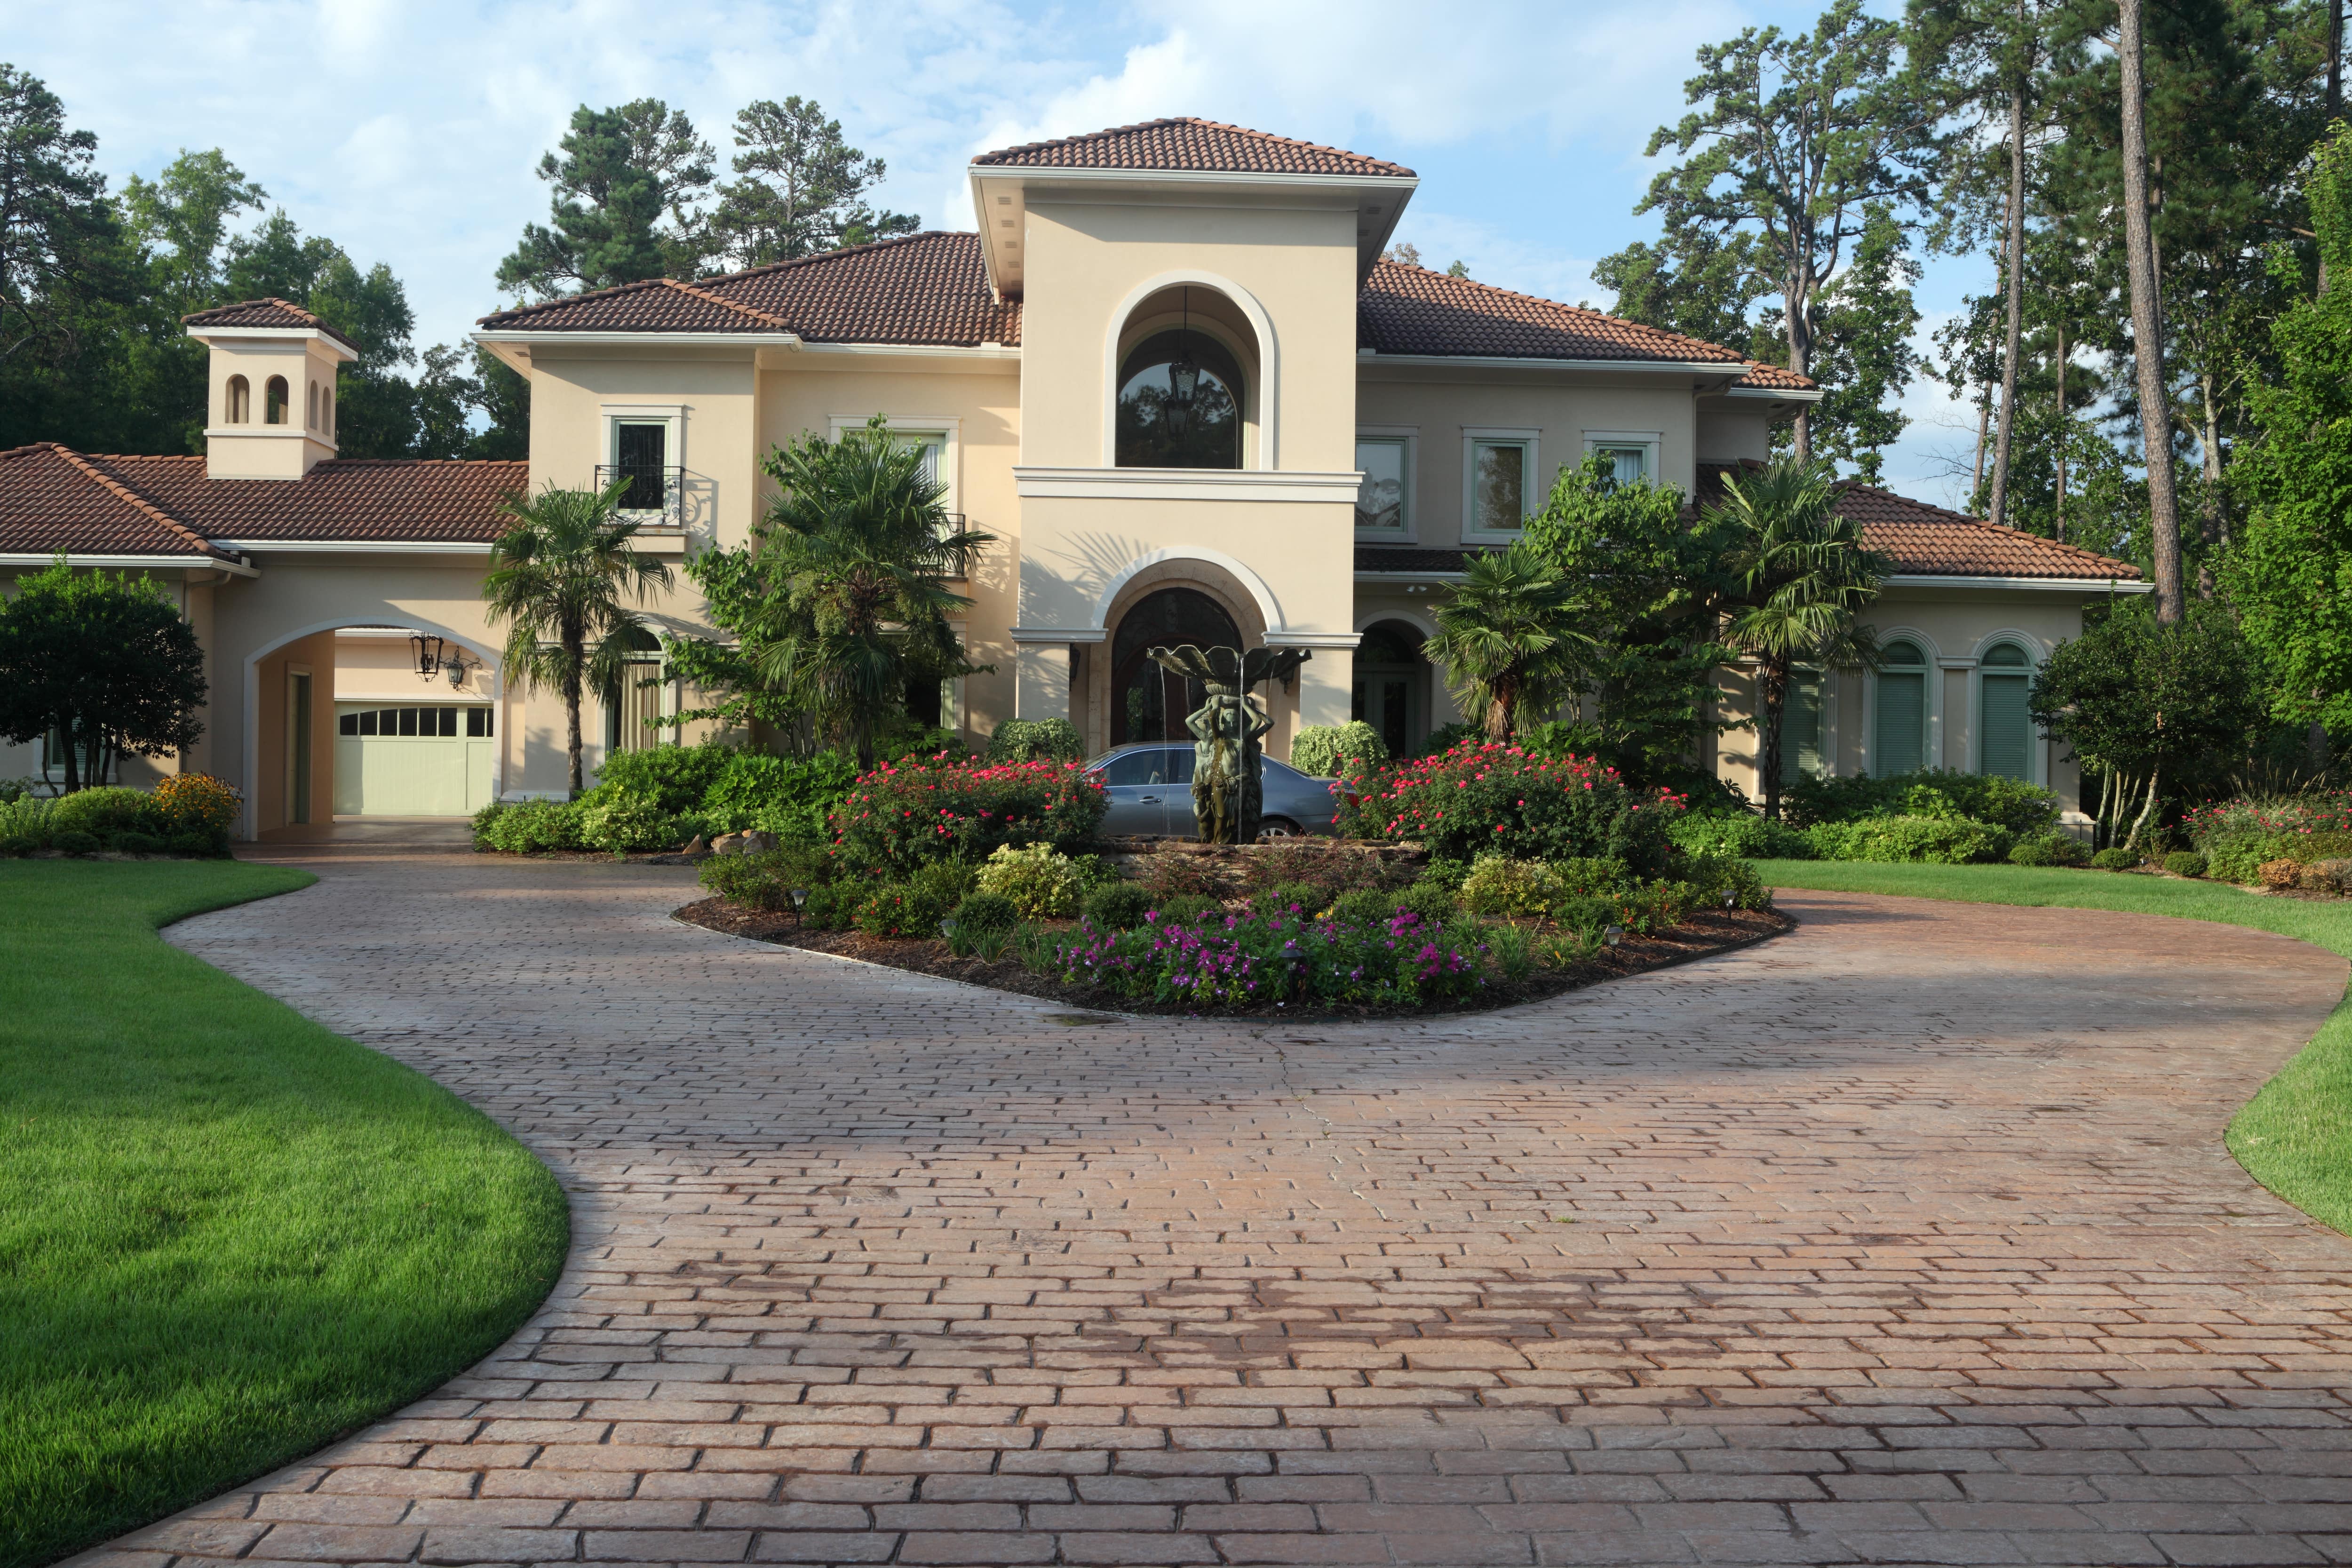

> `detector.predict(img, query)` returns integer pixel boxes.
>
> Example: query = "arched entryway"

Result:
[1352,619,1433,758]
[1109,588,1242,745]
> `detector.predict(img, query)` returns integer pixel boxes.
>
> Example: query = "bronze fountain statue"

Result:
[1142,643,1312,844]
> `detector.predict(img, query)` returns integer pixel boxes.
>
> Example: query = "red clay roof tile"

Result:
[83,454,529,544]
[0,444,226,558]
[1357,260,1789,373]
[972,117,1414,178]
[182,296,359,352]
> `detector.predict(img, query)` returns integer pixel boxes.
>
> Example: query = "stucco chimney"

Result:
[182,299,362,480]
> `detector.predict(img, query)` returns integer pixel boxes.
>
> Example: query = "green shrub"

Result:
[1786,767,2059,836]
[699,844,833,911]
[111,831,164,856]
[1082,881,1153,930]
[1150,893,1221,924]
[55,830,99,856]
[1338,742,1681,877]
[1550,893,1621,938]
[0,796,55,847]
[2201,828,2352,886]
[832,756,1108,875]
[1670,810,1814,860]
[952,892,1022,933]
[2091,847,2141,871]
[975,842,1087,919]
[578,794,681,854]
[0,835,32,856]
[2008,832,2091,868]
[150,773,242,839]
[166,831,223,858]
[2165,850,2209,878]
[983,718,1085,764]
[1809,814,2012,865]
[1678,852,1772,912]
[855,877,955,939]
[0,778,37,804]
[48,787,152,840]
[1326,887,1402,927]
[1413,858,1471,902]
[1549,856,1631,895]
[1460,857,1567,919]
[1289,721,1388,779]
[802,882,858,930]
[702,750,860,837]
[1484,920,1537,982]
[472,798,588,853]
[1395,879,1457,923]
[1258,879,1328,915]
[593,740,734,813]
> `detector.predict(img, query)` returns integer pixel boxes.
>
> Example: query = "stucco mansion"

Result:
[0,119,2144,841]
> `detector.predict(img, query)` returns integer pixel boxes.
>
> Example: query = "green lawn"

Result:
[1758,859,2352,1237]
[0,861,568,1568]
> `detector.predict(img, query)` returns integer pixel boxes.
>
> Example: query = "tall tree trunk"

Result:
[2123,765,2161,853]
[1971,396,1991,500]
[1988,0,2031,528]
[2054,318,2068,542]
[1758,660,1787,821]
[1786,275,1813,464]
[2197,368,2225,597]
[2118,0,2185,623]
[58,718,79,794]
[563,636,585,797]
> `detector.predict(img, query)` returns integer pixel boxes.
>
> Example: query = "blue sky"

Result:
[10,0,1989,501]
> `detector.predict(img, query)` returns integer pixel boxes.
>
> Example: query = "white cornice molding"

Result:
[1723,384,1825,403]
[1354,569,1467,585]
[470,328,1020,361]
[1358,349,1750,379]
[1262,631,1361,648]
[1015,466,1360,503]
[1010,626,1110,644]
[1883,573,2153,594]
[0,551,256,576]
[186,326,361,363]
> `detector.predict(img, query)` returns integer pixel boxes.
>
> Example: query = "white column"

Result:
[1294,645,1354,731]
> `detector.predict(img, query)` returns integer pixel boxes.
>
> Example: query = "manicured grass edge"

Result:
[1755,860,2352,1236]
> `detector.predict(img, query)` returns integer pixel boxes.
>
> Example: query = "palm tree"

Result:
[752,420,993,768]
[1708,457,1888,820]
[483,480,675,796]
[1423,540,1593,743]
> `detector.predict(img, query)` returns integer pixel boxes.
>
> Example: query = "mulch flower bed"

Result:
[672,897,1793,1019]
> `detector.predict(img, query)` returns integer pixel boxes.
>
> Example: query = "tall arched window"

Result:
[1115,326,1243,470]
[1979,643,2034,780]
[306,381,318,429]
[1873,639,1929,774]
[264,375,289,425]
[225,375,250,424]
[1111,588,1242,743]
[322,385,334,437]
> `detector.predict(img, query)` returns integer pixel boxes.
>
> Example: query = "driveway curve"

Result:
[93,852,2352,1568]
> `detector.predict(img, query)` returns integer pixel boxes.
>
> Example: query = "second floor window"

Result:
[1356,437,1408,531]
[1469,437,1529,534]
[615,422,667,511]
[1116,329,1243,469]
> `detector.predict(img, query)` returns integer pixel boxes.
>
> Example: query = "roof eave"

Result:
[1724,383,1823,402]
[964,163,1418,191]
[0,550,256,576]
[1881,573,2152,593]
[1359,350,1750,377]
[183,324,362,364]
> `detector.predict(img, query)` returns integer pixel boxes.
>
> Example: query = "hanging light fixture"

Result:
[1164,287,1200,434]
[443,645,476,690]
[409,632,447,681]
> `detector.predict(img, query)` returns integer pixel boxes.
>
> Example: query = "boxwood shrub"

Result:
[1806,814,2012,865]
[1669,810,1815,860]
[1786,767,2058,836]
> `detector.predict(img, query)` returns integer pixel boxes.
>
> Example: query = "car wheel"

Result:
[1257,817,1303,839]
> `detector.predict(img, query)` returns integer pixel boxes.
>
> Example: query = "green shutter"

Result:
[1875,671,1924,773]
[1780,673,1822,779]
[1980,673,2031,779]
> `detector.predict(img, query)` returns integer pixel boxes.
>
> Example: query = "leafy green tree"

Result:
[1759,204,1921,478]
[498,101,715,299]
[1612,0,1942,462]
[1708,456,1889,819]
[413,344,530,461]
[2029,599,2264,848]
[1590,228,1766,351]
[482,483,676,796]
[0,64,128,374]
[666,419,993,768]
[0,557,207,791]
[1423,541,1593,744]
[1521,453,1733,787]
[2230,119,2352,739]
[707,98,919,270]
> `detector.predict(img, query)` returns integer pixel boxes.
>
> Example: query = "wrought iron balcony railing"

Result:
[595,464,684,525]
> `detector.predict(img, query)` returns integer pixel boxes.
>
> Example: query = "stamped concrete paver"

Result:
[85,852,2352,1568]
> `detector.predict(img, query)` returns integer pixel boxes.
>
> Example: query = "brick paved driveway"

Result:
[94,852,2352,1568]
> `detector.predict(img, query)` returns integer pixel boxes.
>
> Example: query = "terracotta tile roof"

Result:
[1359,261,1790,374]
[972,118,1413,178]
[476,232,1021,345]
[1732,361,1813,391]
[1356,544,1473,575]
[1830,479,2142,581]
[80,454,529,544]
[0,443,229,558]
[182,296,359,352]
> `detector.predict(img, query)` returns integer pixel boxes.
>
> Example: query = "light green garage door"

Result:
[334,703,496,816]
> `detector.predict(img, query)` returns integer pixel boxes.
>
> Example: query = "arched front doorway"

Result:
[1110,587,1241,745]
[1352,620,1432,758]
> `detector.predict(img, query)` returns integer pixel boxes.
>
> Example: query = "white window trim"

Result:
[1462,426,1540,543]
[1964,631,2049,786]
[602,403,686,517]
[829,415,962,513]
[1861,629,1943,776]
[1355,426,1417,541]
[1583,429,1662,486]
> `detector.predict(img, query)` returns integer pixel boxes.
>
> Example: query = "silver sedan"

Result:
[1083,743,1342,837]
